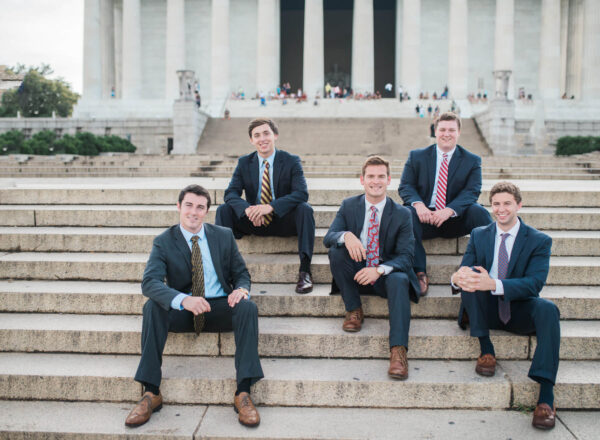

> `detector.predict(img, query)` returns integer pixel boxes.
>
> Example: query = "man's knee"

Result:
[532,298,560,323]
[464,203,492,226]
[233,298,258,318]
[143,299,165,317]
[215,204,231,226]
[295,202,314,218]
[385,272,410,294]
[328,245,350,264]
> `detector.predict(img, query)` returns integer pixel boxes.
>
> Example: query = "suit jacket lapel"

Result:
[507,219,528,276]
[379,198,393,255]
[204,224,223,282]
[272,150,282,197]
[447,145,462,183]
[427,146,436,198]
[355,195,366,237]
[250,152,260,200]
[484,223,496,271]
[173,226,192,272]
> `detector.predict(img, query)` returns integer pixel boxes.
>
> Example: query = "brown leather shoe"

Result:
[532,403,556,430]
[342,307,364,332]
[388,345,409,380]
[416,272,429,296]
[125,391,163,427]
[234,392,260,427]
[295,271,313,294]
[475,353,496,377]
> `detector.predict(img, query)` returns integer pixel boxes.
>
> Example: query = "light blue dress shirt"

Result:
[256,150,276,204]
[170,224,227,310]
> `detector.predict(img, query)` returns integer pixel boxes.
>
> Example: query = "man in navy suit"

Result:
[324,156,420,380]
[216,118,315,294]
[126,185,263,428]
[451,182,560,430]
[399,112,492,295]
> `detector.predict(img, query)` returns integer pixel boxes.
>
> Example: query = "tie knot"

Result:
[191,235,199,244]
[370,206,377,213]
[500,233,510,242]
[263,160,269,169]
[443,153,448,159]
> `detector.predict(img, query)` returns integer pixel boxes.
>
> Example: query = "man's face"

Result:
[250,123,277,158]
[435,120,460,152]
[491,192,522,230]
[177,193,209,234]
[360,164,391,201]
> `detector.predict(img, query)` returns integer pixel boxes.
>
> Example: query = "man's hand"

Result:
[181,296,211,315]
[431,207,454,227]
[354,267,381,285]
[452,266,496,292]
[228,288,249,307]
[344,232,367,262]
[413,202,434,225]
[245,204,274,225]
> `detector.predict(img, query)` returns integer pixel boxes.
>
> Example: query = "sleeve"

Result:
[227,229,251,292]
[446,155,482,217]
[398,152,423,205]
[323,201,349,248]
[270,155,309,218]
[223,158,251,219]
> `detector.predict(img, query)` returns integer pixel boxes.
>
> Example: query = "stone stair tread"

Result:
[0,401,582,439]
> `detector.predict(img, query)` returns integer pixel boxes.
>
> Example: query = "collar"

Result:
[259,149,276,167]
[435,144,456,160]
[495,218,521,239]
[179,223,205,243]
[365,197,387,214]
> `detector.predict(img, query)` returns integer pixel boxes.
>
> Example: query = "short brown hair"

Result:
[248,118,279,138]
[489,181,522,204]
[362,155,390,176]
[178,184,212,210]
[434,112,461,131]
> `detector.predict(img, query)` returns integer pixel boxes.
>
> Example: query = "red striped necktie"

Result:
[435,153,448,211]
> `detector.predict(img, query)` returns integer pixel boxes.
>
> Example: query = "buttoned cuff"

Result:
[491,279,504,295]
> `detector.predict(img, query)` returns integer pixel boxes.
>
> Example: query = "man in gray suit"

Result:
[125,184,263,428]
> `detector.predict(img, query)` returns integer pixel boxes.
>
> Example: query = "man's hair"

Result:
[178,184,211,209]
[362,155,390,176]
[248,118,279,138]
[489,181,522,204]
[434,111,462,131]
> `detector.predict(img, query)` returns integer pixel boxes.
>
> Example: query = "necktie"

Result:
[260,160,273,226]
[435,153,449,211]
[366,206,380,268]
[497,233,511,324]
[191,235,205,334]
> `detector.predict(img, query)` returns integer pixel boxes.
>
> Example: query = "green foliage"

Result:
[555,136,600,156]
[104,135,136,153]
[24,130,57,155]
[52,134,81,155]
[0,130,25,154]
[0,65,79,117]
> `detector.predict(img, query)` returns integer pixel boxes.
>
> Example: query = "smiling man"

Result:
[126,184,264,428]
[324,156,420,380]
[399,112,492,296]
[216,118,315,294]
[451,182,559,430]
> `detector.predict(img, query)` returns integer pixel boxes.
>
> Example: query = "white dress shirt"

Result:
[489,219,521,295]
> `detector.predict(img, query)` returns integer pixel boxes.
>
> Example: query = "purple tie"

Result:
[497,233,511,324]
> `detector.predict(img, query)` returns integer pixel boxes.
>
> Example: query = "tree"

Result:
[0,64,79,117]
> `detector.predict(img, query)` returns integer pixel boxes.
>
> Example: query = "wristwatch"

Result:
[376,266,385,276]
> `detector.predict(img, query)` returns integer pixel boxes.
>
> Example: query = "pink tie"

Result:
[435,153,448,211]
[366,206,380,267]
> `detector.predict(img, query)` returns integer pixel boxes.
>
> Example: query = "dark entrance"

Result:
[324,0,353,90]
[374,0,396,95]
[280,0,305,93]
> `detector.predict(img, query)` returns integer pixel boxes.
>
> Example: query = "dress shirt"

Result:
[256,150,276,204]
[170,224,227,310]
[489,219,521,295]
[428,145,456,212]
[338,198,392,275]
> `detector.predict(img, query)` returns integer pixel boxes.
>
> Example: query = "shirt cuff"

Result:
[379,264,393,276]
[337,232,347,244]
[491,279,504,295]
[171,293,190,310]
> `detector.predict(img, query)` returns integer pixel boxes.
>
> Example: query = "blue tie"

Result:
[497,233,511,324]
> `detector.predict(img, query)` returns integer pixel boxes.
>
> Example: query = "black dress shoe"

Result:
[296,271,313,294]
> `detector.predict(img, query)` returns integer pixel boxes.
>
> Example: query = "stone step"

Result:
[1,314,597,361]
[1,205,599,231]
[0,353,597,409]
[0,401,587,439]
[0,226,597,256]
[1,281,597,320]
[1,252,598,285]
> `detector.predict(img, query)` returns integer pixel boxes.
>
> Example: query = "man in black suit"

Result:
[324,156,420,380]
[126,185,263,428]
[216,118,315,293]
[399,112,492,295]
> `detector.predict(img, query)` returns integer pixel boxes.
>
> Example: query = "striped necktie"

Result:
[191,235,205,334]
[435,153,449,211]
[260,160,273,225]
[497,233,511,324]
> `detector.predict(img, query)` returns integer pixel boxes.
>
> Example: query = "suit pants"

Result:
[461,290,560,384]
[134,296,264,388]
[328,246,411,349]
[408,203,492,273]
[216,202,314,263]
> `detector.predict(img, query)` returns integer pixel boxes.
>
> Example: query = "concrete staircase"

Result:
[0,176,599,438]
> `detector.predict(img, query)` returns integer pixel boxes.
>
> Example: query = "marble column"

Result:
[448,0,468,99]
[351,0,374,93]
[493,0,514,99]
[256,0,280,94]
[83,0,102,100]
[538,0,561,100]
[559,0,569,96]
[166,0,186,102]
[113,0,122,99]
[100,0,115,99]
[401,0,420,99]
[565,0,584,98]
[211,0,230,104]
[581,0,600,99]
[121,0,141,100]
[303,0,324,97]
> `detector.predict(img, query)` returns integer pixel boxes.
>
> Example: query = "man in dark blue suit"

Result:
[216,118,315,294]
[399,112,492,295]
[324,156,420,380]
[126,185,263,428]
[451,182,560,430]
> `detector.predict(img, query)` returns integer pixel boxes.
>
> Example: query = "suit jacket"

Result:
[459,218,552,302]
[141,223,251,311]
[223,149,309,219]
[323,195,421,302]
[398,144,483,216]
